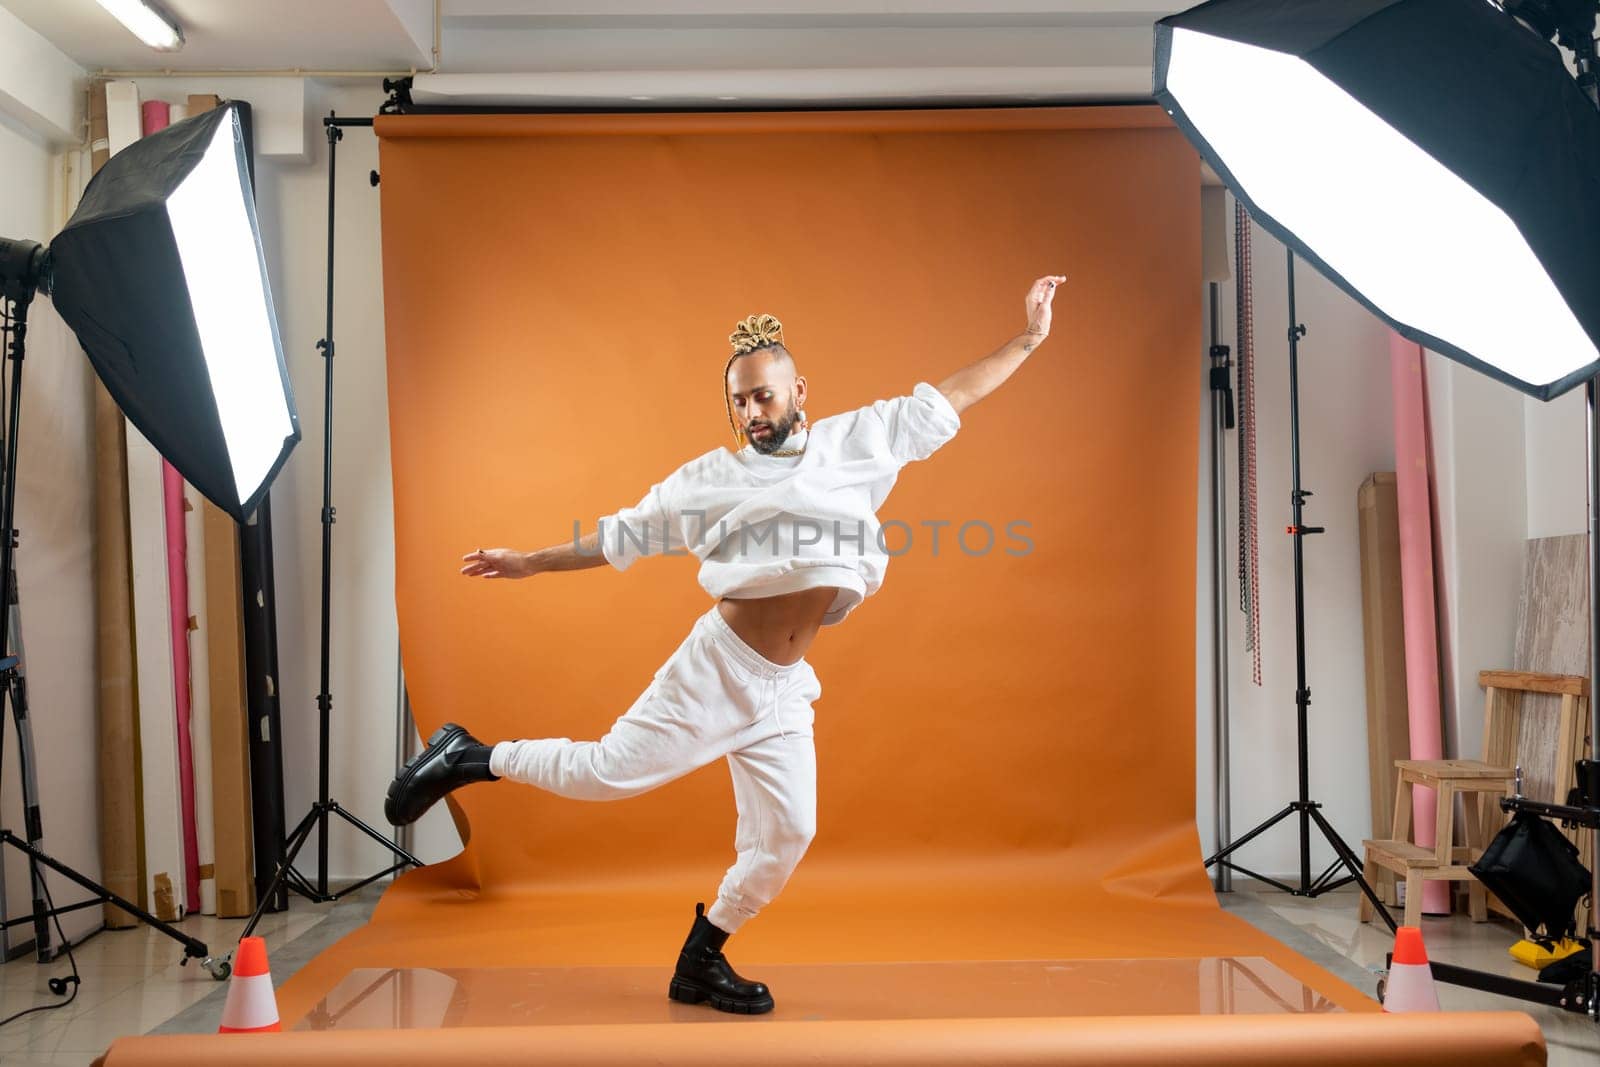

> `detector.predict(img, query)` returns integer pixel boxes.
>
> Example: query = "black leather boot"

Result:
[385,723,498,826]
[667,902,774,1014]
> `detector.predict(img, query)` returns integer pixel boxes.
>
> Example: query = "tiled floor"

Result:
[0,890,349,1065]
[0,882,1595,1064]
[1217,887,1600,1066]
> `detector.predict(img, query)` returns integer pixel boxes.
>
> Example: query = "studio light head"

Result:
[0,238,47,305]
[1154,0,1600,400]
[0,103,299,521]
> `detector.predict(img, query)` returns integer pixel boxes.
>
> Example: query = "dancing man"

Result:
[385,274,1064,1014]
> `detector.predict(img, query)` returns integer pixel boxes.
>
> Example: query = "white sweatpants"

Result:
[489,604,821,935]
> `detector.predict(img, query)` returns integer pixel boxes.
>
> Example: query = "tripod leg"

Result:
[4,594,55,962]
[1205,803,1297,867]
[1308,805,1396,931]
[329,802,422,869]
[239,804,324,941]
[1,831,207,959]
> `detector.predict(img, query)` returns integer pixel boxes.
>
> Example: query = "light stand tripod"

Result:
[0,283,221,977]
[236,115,419,949]
[1203,249,1398,930]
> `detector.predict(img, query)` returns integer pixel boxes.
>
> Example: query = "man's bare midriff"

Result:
[716,586,837,667]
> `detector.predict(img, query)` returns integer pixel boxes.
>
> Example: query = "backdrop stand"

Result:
[1204,250,1396,927]
[236,115,420,954]
[1207,280,1234,894]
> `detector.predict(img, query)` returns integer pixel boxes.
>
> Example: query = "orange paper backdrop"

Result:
[266,106,1393,1025]
[381,105,1200,887]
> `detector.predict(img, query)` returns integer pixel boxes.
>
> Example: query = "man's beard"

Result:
[747,400,802,455]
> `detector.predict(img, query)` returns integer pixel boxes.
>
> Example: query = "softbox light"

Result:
[44,103,298,521]
[1153,0,1600,400]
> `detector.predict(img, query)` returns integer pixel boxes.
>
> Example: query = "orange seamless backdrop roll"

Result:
[378,104,1200,888]
[266,105,1423,1028]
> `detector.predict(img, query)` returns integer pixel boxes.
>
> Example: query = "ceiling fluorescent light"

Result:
[95,0,184,52]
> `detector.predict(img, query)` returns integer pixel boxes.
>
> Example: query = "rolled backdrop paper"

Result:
[88,77,140,928]
[99,1012,1547,1067]
[110,79,187,921]
[142,97,203,917]
[1389,333,1451,916]
[265,106,1392,1026]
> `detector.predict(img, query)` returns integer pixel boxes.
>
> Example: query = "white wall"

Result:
[1426,356,1527,763]
[0,115,102,949]
[1194,202,1569,885]
[1525,390,1586,541]
[1194,203,1397,878]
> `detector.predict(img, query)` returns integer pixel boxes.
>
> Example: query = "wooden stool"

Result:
[1359,760,1514,928]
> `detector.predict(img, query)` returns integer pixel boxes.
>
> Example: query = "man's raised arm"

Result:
[936,274,1063,415]
[462,463,691,580]
[461,529,608,579]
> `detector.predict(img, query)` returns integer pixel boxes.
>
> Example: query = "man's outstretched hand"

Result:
[1025,275,1067,337]
[461,548,536,579]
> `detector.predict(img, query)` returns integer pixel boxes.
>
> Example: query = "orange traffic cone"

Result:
[218,936,281,1033]
[1383,925,1440,1012]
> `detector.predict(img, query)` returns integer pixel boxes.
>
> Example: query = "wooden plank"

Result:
[1476,670,1587,696]
[1492,534,1593,926]
[88,78,140,930]
[1364,840,1445,868]
[203,502,254,916]
[1394,759,1516,780]
[183,489,216,914]
[1357,473,1409,905]
[1511,535,1587,803]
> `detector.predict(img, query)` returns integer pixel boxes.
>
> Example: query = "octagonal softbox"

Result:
[1155,0,1600,400]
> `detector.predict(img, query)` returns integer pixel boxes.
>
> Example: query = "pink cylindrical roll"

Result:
[141,100,169,134]
[1389,333,1450,916]
[162,460,199,913]
[144,97,201,915]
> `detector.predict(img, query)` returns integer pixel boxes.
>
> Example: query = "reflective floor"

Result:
[293,956,1340,1030]
[5,888,1597,1064]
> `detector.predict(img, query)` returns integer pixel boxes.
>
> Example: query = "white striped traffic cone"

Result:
[1383,925,1440,1012]
[218,936,281,1033]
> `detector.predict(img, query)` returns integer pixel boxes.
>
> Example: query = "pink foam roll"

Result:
[1389,333,1450,916]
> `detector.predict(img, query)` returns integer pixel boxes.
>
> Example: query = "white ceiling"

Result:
[0,0,432,71]
[0,1,1178,87]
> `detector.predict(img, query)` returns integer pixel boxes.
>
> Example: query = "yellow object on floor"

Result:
[1508,937,1584,970]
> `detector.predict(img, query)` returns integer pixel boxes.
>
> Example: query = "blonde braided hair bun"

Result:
[724,313,792,449]
[729,313,785,356]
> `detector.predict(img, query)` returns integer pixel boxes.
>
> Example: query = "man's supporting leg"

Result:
[668,727,816,1015]
[707,730,818,933]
